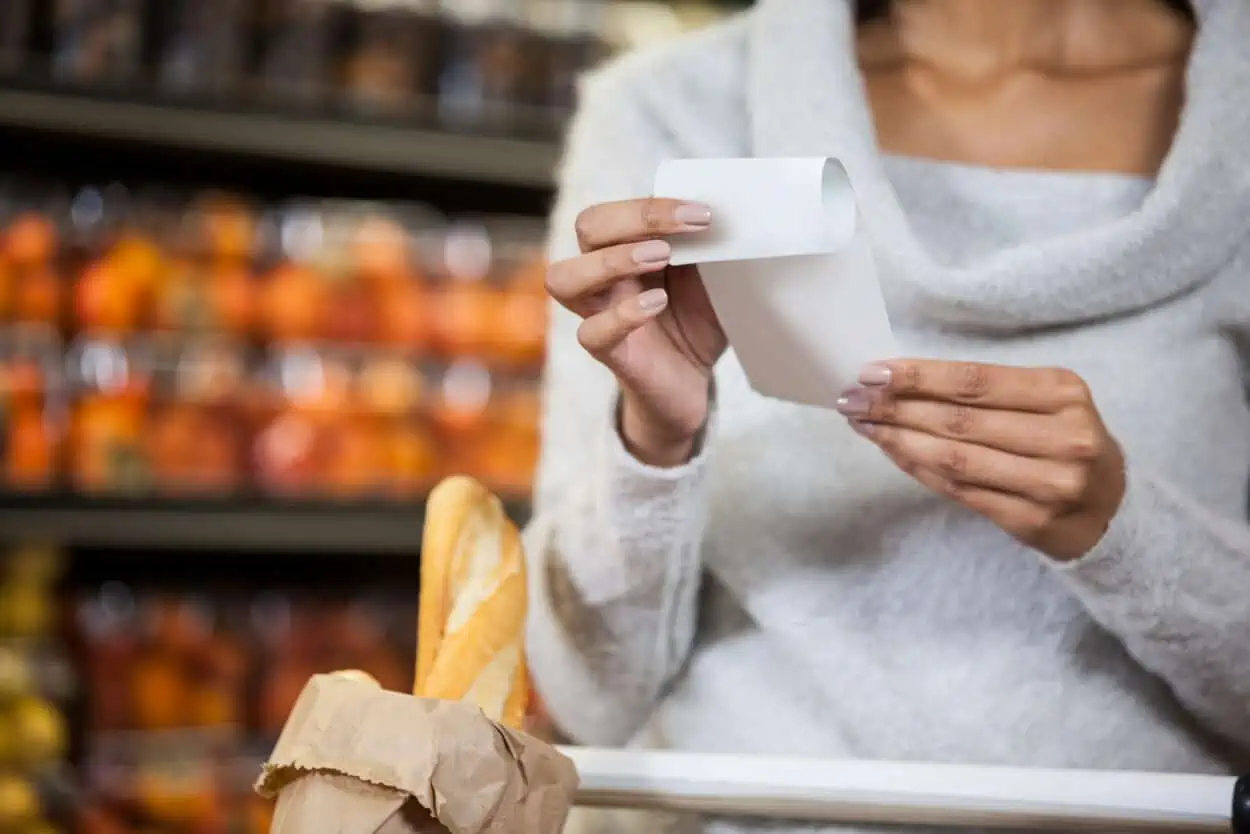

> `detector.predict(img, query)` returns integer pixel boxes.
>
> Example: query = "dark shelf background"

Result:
[0,82,560,216]
[0,493,531,555]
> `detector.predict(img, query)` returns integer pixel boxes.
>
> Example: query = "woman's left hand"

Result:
[836,359,1126,562]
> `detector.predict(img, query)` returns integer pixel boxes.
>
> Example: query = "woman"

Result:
[524,0,1250,827]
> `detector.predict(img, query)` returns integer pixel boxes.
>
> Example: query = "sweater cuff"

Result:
[1053,466,1186,629]
[607,390,711,479]
[605,378,716,499]
[571,390,714,605]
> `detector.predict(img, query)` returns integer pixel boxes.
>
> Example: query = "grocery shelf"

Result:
[0,494,531,555]
[0,85,562,189]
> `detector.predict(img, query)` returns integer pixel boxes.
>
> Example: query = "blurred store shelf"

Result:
[0,86,561,189]
[0,494,531,554]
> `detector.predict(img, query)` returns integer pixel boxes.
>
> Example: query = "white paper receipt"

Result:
[653,157,896,409]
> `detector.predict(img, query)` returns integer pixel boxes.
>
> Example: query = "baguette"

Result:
[415,476,528,728]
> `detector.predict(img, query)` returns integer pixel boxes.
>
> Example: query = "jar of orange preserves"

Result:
[146,336,246,497]
[1,325,63,491]
[66,336,151,495]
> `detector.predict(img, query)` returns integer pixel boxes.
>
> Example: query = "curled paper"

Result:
[654,157,896,408]
[255,675,579,834]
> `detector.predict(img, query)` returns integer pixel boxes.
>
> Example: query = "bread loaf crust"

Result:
[415,476,528,728]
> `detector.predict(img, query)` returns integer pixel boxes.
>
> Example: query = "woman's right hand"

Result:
[546,198,727,467]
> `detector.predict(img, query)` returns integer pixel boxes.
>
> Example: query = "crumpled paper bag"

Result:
[255,674,580,834]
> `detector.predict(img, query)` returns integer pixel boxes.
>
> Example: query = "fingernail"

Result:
[849,419,875,437]
[675,203,712,228]
[859,363,892,386]
[632,240,671,266]
[835,389,871,416]
[637,288,669,314]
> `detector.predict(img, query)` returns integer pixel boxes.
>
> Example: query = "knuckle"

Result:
[1050,368,1090,403]
[640,198,667,233]
[1044,466,1089,504]
[577,311,621,356]
[543,263,564,298]
[900,457,922,476]
[1068,466,1092,500]
[575,320,597,353]
[602,245,632,279]
[943,405,976,436]
[874,428,901,456]
[870,395,898,422]
[899,363,923,393]
[1016,505,1058,538]
[938,445,969,478]
[573,208,597,248]
[955,363,992,399]
[1065,427,1102,460]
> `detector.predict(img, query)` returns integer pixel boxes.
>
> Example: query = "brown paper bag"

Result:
[255,674,580,834]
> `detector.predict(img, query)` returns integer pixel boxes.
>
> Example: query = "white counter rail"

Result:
[561,747,1247,833]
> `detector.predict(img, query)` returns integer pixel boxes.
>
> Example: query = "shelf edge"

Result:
[0,500,531,554]
[0,88,561,188]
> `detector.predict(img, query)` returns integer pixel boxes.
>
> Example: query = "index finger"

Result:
[859,359,1090,413]
[575,198,711,252]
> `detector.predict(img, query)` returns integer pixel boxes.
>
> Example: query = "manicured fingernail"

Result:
[632,240,672,265]
[637,288,669,313]
[859,363,892,386]
[675,203,712,228]
[849,419,875,437]
[835,389,871,416]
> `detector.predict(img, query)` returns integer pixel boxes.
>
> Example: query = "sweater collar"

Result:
[747,0,1250,331]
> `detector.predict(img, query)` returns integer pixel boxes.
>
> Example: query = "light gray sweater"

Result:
[524,0,1250,828]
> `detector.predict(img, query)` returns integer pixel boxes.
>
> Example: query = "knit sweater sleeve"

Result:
[1056,297,1250,751]
[521,68,712,747]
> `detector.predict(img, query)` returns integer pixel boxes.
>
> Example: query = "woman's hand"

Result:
[836,359,1126,562]
[546,198,727,467]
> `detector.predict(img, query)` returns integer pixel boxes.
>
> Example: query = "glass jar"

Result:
[437,0,546,131]
[355,349,435,499]
[65,335,152,495]
[0,325,65,492]
[74,187,179,338]
[251,345,352,498]
[428,215,547,369]
[0,0,31,74]
[428,219,498,359]
[68,183,135,260]
[253,0,340,107]
[314,201,377,346]
[527,0,608,117]
[472,374,541,497]
[150,192,258,338]
[52,0,145,86]
[258,202,332,345]
[481,215,548,370]
[156,0,249,99]
[184,191,259,268]
[338,0,443,116]
[1,180,71,336]
[145,335,246,497]
[429,357,491,478]
[76,582,139,735]
[343,201,440,351]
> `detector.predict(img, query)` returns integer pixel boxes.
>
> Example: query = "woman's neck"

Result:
[856,0,1195,174]
[882,0,1193,79]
